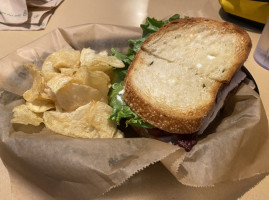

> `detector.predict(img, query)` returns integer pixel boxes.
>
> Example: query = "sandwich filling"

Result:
[131,69,247,151]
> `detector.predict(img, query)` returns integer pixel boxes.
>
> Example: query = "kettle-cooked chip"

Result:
[84,70,110,98]
[41,58,57,72]
[80,48,111,74]
[81,48,124,69]
[43,101,118,138]
[80,48,124,79]
[11,47,125,139]
[43,49,80,70]
[46,74,73,94]
[88,101,123,138]
[80,48,95,65]
[73,66,110,98]
[59,68,77,76]
[92,55,125,68]
[85,63,115,80]
[98,50,108,56]
[41,71,59,82]
[56,83,105,111]
[26,99,55,113]
[11,104,43,126]
[23,63,45,102]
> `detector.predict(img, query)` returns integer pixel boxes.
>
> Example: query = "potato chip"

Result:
[87,64,115,80]
[84,70,110,99]
[43,49,80,70]
[80,48,124,79]
[98,50,108,56]
[11,47,124,139]
[56,83,104,111]
[72,66,110,98]
[94,55,125,68]
[23,63,45,102]
[11,104,43,126]
[59,68,77,76]
[41,87,56,101]
[80,48,95,65]
[26,99,55,113]
[41,59,57,72]
[41,71,59,82]
[54,102,64,112]
[43,101,118,138]
[46,74,73,94]
[88,101,120,138]
[81,48,124,69]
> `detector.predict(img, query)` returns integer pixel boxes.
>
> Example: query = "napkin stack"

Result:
[0,0,63,31]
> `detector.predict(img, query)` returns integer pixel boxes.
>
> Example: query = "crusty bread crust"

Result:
[124,17,251,134]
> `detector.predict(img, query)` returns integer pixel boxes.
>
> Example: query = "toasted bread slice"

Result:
[124,18,251,134]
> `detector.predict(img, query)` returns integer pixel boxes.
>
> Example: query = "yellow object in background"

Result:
[219,0,269,24]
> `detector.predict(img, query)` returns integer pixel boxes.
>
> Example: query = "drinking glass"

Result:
[254,17,269,70]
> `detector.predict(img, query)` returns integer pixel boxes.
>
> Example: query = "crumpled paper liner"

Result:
[0,0,63,30]
[162,84,269,186]
[0,23,269,199]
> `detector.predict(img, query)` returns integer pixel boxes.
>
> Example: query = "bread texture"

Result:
[124,17,251,134]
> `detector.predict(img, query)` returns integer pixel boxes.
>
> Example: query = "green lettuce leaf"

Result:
[108,14,180,128]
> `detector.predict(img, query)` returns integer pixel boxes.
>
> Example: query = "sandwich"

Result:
[109,16,252,151]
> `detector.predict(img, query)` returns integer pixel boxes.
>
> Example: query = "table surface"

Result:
[0,0,269,199]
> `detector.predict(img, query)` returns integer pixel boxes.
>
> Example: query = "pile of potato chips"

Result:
[11,48,125,138]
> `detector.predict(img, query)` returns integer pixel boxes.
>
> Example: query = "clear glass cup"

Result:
[254,17,269,70]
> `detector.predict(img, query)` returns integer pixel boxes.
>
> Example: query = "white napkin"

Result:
[0,0,63,30]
